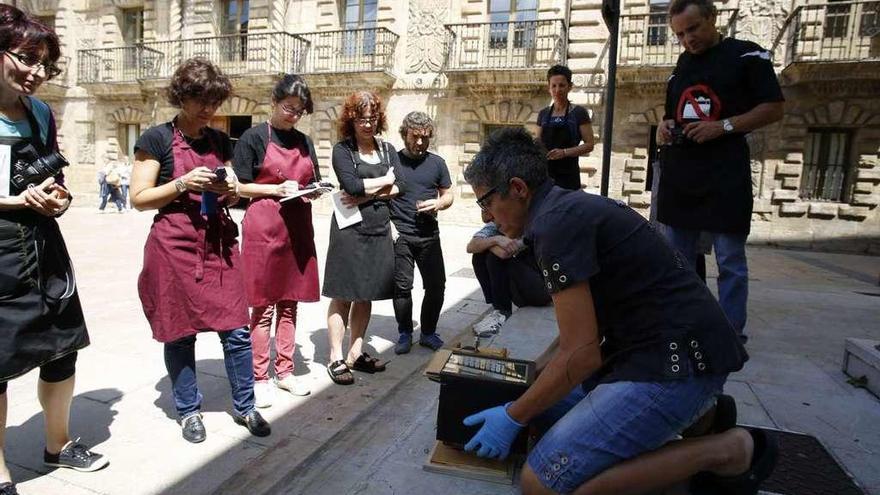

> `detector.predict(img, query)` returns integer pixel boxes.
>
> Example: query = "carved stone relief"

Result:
[406,0,449,74]
[735,0,789,47]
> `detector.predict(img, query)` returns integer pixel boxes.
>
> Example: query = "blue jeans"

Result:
[99,183,125,211]
[163,326,256,418]
[528,374,726,493]
[664,226,748,337]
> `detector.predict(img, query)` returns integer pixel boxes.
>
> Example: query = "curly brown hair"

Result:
[166,57,232,108]
[337,91,387,140]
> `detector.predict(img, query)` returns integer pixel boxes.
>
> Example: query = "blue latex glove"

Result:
[463,402,525,460]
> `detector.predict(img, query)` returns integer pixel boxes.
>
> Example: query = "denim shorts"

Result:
[527,373,727,493]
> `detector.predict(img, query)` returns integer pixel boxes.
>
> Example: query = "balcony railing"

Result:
[297,27,398,74]
[444,19,566,71]
[77,32,308,84]
[773,1,880,65]
[619,9,738,66]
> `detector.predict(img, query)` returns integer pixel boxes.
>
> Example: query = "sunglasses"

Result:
[355,117,378,126]
[279,105,306,117]
[5,51,62,79]
[476,186,498,211]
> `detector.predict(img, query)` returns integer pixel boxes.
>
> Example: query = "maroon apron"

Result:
[241,123,320,307]
[137,126,249,343]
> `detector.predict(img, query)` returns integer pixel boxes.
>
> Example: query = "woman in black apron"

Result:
[322,91,404,385]
[536,64,595,190]
[0,6,107,494]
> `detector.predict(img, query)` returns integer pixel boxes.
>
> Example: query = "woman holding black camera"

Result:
[131,57,269,444]
[0,6,107,494]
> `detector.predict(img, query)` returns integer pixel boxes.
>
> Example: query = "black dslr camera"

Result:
[11,143,70,190]
[669,126,691,146]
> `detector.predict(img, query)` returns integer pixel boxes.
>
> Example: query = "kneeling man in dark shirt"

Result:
[462,127,775,495]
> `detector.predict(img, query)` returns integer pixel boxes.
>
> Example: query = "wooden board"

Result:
[422,440,516,485]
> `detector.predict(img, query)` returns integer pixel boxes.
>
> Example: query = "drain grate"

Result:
[761,429,865,495]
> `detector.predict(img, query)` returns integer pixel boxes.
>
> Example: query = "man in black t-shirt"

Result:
[656,0,784,341]
[389,112,453,354]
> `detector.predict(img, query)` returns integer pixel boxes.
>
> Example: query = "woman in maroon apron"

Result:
[130,58,269,444]
[234,75,322,407]
[0,8,107,491]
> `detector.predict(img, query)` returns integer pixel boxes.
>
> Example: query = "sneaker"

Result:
[418,333,444,351]
[43,440,109,472]
[0,482,18,495]
[472,310,507,338]
[274,375,311,396]
[233,409,271,437]
[181,413,206,443]
[254,381,274,408]
[394,333,412,354]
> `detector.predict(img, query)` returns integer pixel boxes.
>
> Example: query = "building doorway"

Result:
[209,115,253,149]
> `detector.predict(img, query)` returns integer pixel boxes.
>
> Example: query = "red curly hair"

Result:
[337,91,388,140]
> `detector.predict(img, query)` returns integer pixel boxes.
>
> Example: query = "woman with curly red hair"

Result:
[322,91,405,385]
[131,57,269,443]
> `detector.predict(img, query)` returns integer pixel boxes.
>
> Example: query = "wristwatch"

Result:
[174,178,187,193]
[722,118,734,133]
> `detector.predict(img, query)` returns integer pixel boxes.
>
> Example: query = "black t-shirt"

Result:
[524,181,747,383]
[332,138,406,236]
[390,151,452,237]
[232,122,321,183]
[658,38,784,234]
[134,122,233,185]
[537,104,591,188]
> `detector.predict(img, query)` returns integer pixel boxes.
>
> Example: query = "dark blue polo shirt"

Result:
[524,181,747,383]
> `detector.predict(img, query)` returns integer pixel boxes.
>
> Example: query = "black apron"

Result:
[540,104,581,190]
[0,98,89,382]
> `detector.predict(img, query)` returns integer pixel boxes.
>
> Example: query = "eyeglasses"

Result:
[279,105,306,117]
[5,51,62,79]
[355,117,378,126]
[476,186,498,211]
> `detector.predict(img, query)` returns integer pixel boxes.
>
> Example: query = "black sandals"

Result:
[327,360,354,385]
[350,352,386,374]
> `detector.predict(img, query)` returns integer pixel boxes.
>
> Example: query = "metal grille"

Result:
[800,129,853,202]
[775,1,880,65]
[618,9,739,66]
[444,19,566,71]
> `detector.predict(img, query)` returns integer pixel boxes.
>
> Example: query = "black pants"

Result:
[393,234,446,335]
[472,250,551,316]
[0,351,77,394]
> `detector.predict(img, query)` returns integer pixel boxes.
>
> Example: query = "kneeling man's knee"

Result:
[521,464,557,495]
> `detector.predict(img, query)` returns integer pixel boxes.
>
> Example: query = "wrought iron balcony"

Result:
[297,27,399,74]
[77,32,308,85]
[773,1,880,66]
[444,19,567,71]
[618,9,738,66]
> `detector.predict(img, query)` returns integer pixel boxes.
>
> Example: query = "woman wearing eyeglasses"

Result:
[233,75,322,406]
[0,6,108,494]
[131,58,269,444]
[322,91,405,385]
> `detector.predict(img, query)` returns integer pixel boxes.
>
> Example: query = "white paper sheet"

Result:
[279,184,335,202]
[331,190,362,229]
[0,145,10,197]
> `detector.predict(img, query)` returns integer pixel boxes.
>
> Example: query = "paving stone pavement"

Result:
[3,207,879,495]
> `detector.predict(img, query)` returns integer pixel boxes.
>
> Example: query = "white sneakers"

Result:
[274,375,311,397]
[255,376,311,409]
[254,381,274,408]
[472,310,507,338]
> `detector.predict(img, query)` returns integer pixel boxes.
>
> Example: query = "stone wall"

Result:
[21,0,880,253]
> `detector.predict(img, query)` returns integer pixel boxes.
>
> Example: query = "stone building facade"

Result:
[10,0,880,253]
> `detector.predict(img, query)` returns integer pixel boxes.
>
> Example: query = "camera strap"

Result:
[19,96,49,155]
